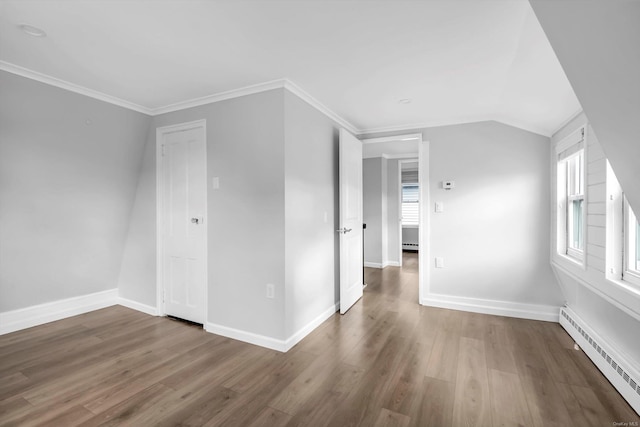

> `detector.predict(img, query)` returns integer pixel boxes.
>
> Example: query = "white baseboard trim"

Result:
[117,297,158,316]
[384,261,401,268]
[284,303,339,352]
[364,261,383,269]
[560,306,640,414]
[205,322,288,352]
[206,303,339,353]
[421,293,560,322]
[0,289,118,335]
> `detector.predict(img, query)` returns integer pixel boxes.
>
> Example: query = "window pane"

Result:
[571,199,584,250]
[402,185,419,202]
[402,202,419,226]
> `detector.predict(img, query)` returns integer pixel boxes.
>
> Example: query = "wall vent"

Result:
[560,307,640,414]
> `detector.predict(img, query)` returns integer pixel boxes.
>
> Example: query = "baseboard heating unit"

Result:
[559,306,640,415]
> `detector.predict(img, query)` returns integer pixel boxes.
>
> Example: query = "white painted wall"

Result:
[362,121,563,317]
[363,158,383,266]
[386,159,400,265]
[0,71,150,312]
[283,90,340,339]
[119,88,342,347]
[119,89,287,339]
[550,112,640,366]
[425,121,562,307]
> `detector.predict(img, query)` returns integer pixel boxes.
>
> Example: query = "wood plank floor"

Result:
[1,252,638,426]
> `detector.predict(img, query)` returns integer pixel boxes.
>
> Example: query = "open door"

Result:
[338,129,363,314]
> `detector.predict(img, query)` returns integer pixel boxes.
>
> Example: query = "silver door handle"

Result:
[336,227,352,234]
[191,217,201,224]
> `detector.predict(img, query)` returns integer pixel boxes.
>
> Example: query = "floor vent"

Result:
[560,307,640,414]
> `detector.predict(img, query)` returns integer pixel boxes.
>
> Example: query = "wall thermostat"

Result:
[442,180,455,190]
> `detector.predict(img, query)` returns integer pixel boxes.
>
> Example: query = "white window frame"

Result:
[605,161,640,289]
[556,126,586,265]
[623,198,640,287]
[401,182,419,227]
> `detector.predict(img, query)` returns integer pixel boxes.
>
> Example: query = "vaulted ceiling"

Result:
[0,0,580,136]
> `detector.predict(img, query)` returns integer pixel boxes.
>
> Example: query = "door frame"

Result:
[398,158,420,267]
[360,133,427,304]
[156,119,208,321]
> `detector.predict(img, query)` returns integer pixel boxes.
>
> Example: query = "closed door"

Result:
[338,129,363,314]
[158,121,207,324]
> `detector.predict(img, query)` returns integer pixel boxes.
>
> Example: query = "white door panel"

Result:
[159,122,206,324]
[339,129,363,314]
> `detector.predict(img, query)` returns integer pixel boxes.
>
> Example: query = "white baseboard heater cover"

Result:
[559,307,640,415]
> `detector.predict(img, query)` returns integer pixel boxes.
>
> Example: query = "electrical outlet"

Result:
[266,283,275,299]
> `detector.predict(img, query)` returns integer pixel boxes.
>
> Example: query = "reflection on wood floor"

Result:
[0,250,637,426]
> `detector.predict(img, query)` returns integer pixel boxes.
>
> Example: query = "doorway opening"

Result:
[361,133,425,304]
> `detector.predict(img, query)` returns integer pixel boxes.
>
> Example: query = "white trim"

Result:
[0,62,358,133]
[361,133,423,144]
[283,80,358,135]
[382,153,420,160]
[385,261,401,267]
[284,303,339,352]
[421,293,560,322]
[418,139,429,305]
[0,61,152,115]
[552,260,640,322]
[156,119,208,324]
[151,79,287,115]
[359,118,551,138]
[364,261,383,269]
[560,306,640,414]
[205,322,287,352]
[0,289,118,335]
[207,303,338,352]
[117,297,158,316]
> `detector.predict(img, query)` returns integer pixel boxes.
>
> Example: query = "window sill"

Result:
[556,252,586,270]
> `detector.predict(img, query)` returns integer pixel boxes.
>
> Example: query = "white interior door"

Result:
[339,129,363,314]
[158,121,207,324]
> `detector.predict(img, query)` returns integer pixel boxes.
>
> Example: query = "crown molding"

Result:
[283,80,358,134]
[360,115,554,138]
[150,79,288,115]
[0,61,153,115]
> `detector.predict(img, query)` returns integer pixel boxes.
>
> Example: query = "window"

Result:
[566,151,585,254]
[556,126,586,263]
[401,183,419,226]
[605,161,640,289]
[623,198,640,287]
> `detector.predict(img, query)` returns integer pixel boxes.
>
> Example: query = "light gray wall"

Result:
[402,228,419,246]
[283,91,340,338]
[530,0,640,215]
[425,121,561,305]
[386,159,400,265]
[363,158,383,265]
[118,89,287,339]
[363,121,563,307]
[550,112,640,367]
[0,71,150,312]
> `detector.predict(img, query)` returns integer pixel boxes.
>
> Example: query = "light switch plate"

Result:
[435,201,444,213]
[435,257,444,268]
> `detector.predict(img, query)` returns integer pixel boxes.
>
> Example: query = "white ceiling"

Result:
[0,0,581,136]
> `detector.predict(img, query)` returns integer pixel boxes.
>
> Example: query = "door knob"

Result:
[336,227,352,234]
[191,217,202,224]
